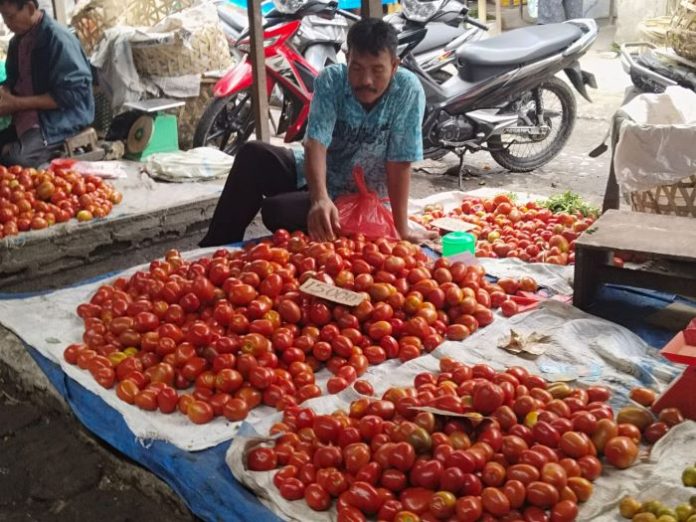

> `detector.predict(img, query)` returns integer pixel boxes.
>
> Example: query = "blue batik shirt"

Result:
[293,64,426,199]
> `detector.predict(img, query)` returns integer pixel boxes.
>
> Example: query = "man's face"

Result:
[0,2,36,35]
[347,48,398,107]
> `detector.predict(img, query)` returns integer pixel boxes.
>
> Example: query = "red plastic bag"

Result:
[335,166,399,240]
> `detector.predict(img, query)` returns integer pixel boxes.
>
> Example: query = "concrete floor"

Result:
[0,20,632,522]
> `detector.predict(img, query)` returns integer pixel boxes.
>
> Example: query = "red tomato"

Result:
[526,481,560,509]
[399,487,434,515]
[279,477,305,500]
[481,487,511,516]
[247,447,278,471]
[316,467,349,497]
[345,481,383,515]
[305,483,331,511]
[186,400,214,424]
[455,496,483,522]
[603,436,638,469]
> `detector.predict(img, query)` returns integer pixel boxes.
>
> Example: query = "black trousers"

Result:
[0,126,56,168]
[200,141,311,247]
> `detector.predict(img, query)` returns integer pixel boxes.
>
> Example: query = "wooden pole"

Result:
[51,0,69,24]
[361,0,382,19]
[477,0,487,23]
[247,0,270,142]
[494,0,502,34]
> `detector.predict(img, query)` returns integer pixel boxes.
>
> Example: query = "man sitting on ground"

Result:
[0,0,94,167]
[201,17,432,245]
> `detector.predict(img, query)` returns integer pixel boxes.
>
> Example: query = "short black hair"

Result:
[0,0,39,8]
[347,18,398,58]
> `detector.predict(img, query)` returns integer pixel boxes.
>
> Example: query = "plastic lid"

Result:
[442,231,476,256]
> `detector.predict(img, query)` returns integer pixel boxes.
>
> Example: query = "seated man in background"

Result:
[201,18,432,246]
[0,0,94,167]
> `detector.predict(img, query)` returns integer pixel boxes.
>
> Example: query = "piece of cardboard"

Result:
[299,278,364,307]
[430,217,477,233]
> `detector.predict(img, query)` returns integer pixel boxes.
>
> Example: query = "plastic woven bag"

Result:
[335,166,399,240]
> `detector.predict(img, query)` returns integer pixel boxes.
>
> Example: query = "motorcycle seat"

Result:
[413,23,468,55]
[456,23,583,82]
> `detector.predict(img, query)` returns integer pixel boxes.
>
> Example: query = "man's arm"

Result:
[386,161,437,243]
[302,67,340,242]
[305,138,341,242]
[0,88,58,116]
[386,161,412,239]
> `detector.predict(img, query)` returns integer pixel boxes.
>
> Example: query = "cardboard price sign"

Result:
[299,278,365,307]
[430,217,476,233]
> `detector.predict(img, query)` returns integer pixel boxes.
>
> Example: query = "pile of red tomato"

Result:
[247,358,683,522]
[63,231,534,425]
[409,195,596,266]
[0,165,122,238]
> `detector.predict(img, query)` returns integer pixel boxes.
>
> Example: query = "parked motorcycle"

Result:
[214,0,348,70]
[620,42,696,94]
[397,0,598,174]
[194,0,484,154]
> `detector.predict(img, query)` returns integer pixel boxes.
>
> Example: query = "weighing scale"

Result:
[653,319,696,420]
[118,98,186,160]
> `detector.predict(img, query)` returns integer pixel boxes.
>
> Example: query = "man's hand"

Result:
[400,228,439,245]
[308,197,341,242]
[0,87,18,117]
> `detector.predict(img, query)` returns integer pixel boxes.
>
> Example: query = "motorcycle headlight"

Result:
[273,0,305,13]
[401,0,446,22]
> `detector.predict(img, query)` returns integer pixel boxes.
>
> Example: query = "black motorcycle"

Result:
[621,42,696,94]
[396,0,598,178]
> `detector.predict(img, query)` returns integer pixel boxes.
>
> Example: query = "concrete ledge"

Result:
[0,165,224,292]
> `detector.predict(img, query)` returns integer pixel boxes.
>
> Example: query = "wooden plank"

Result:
[597,265,696,298]
[573,247,610,309]
[247,0,270,142]
[575,210,696,262]
[361,0,382,18]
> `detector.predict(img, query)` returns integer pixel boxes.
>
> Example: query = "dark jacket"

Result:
[5,12,94,145]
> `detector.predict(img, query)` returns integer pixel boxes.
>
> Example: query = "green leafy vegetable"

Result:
[539,191,599,218]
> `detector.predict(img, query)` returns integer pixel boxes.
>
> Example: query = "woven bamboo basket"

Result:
[132,24,232,77]
[174,79,216,150]
[630,175,696,217]
[668,0,696,61]
[70,0,195,56]
[639,17,673,45]
[125,0,196,27]
[70,0,123,56]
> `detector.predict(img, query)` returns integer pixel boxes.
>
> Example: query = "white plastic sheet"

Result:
[226,300,682,521]
[144,147,234,182]
[0,248,272,451]
[614,86,696,194]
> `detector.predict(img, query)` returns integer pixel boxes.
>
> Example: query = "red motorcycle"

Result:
[193,0,355,155]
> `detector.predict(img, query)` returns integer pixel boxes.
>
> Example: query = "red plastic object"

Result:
[653,332,696,421]
[336,167,399,240]
[508,291,573,314]
[684,318,696,345]
[661,332,696,366]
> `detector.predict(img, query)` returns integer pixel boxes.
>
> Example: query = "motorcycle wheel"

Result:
[193,90,254,156]
[487,77,576,173]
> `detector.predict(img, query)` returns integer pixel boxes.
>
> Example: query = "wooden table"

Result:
[573,210,696,309]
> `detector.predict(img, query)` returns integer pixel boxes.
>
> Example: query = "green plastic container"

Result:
[442,231,476,257]
[0,61,9,132]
